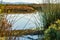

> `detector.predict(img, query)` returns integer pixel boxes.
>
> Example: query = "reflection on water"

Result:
[6,11,44,40]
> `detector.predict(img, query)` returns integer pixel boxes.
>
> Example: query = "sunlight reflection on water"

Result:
[6,12,43,30]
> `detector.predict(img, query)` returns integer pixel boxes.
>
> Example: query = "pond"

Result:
[5,11,44,40]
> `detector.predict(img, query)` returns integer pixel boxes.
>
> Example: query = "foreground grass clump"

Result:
[44,19,60,40]
[43,4,60,29]
[43,4,60,40]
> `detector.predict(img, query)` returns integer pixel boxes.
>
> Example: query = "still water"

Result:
[6,11,44,40]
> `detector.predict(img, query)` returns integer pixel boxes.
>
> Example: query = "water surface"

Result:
[6,11,44,40]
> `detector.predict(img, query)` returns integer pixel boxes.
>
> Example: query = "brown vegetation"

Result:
[0,17,12,31]
[1,5,36,13]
